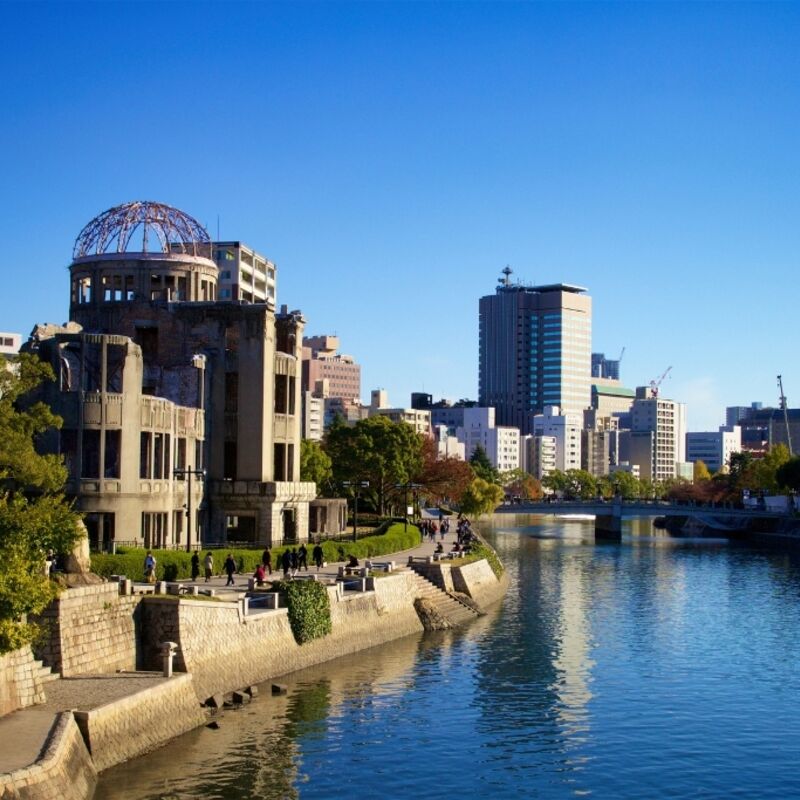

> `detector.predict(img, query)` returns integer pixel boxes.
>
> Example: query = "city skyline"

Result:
[2,3,800,431]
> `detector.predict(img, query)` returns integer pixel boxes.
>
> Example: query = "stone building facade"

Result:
[26,201,315,548]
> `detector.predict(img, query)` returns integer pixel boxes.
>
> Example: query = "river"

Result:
[95,516,800,799]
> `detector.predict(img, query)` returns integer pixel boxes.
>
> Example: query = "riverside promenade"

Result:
[0,522,465,778]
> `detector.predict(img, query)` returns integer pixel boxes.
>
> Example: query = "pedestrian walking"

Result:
[298,543,308,571]
[290,548,299,576]
[312,542,324,572]
[262,547,272,575]
[204,551,214,582]
[191,551,200,581]
[224,553,236,586]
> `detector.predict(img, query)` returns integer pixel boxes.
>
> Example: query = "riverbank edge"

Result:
[0,558,507,799]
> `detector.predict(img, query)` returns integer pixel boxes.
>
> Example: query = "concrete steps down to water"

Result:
[405,569,480,626]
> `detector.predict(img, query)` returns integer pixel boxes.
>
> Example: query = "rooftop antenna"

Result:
[499,265,513,287]
[216,214,220,241]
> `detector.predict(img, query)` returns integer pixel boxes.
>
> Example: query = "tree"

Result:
[459,477,505,517]
[776,457,800,492]
[693,460,712,482]
[599,470,641,500]
[500,468,543,501]
[751,444,792,494]
[324,416,424,515]
[0,355,81,653]
[469,444,499,484]
[414,438,474,507]
[300,439,333,493]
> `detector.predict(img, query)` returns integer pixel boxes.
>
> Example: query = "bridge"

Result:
[494,499,789,540]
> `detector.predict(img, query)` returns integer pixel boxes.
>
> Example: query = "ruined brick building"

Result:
[27,201,315,550]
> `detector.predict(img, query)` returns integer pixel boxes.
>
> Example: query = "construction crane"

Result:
[650,366,672,398]
[618,346,626,363]
[777,375,793,456]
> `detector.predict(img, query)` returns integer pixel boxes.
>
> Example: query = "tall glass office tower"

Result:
[479,278,592,435]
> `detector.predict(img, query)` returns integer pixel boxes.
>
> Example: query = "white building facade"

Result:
[686,426,742,474]
[456,407,520,473]
[532,405,582,472]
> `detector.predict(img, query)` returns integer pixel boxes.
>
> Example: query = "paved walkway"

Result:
[159,522,462,599]
[0,521,463,773]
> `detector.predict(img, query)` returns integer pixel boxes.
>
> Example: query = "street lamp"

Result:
[342,480,369,541]
[394,482,422,532]
[173,466,206,552]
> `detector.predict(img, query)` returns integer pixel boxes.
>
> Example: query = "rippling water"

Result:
[95,517,800,799]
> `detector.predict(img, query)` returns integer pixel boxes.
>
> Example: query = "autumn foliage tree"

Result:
[415,438,473,507]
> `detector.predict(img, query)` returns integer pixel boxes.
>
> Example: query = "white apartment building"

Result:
[532,435,557,479]
[433,424,466,460]
[532,405,582,471]
[686,426,742,474]
[0,332,21,355]
[630,391,687,481]
[213,241,276,304]
[302,391,324,442]
[456,407,520,473]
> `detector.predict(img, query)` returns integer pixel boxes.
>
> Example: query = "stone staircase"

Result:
[405,570,480,627]
[32,658,60,686]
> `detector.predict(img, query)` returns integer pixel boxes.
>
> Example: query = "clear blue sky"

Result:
[2,2,799,431]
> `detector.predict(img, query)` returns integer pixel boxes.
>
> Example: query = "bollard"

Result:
[161,641,178,678]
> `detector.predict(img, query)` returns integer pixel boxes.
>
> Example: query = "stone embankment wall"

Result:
[142,571,426,700]
[451,560,509,608]
[411,559,507,609]
[0,646,46,716]
[33,583,141,676]
[72,674,206,773]
[0,712,97,800]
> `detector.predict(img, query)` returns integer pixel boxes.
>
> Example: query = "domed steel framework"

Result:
[73,201,211,260]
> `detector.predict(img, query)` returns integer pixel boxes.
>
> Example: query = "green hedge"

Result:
[90,523,421,581]
[452,540,505,579]
[272,580,332,644]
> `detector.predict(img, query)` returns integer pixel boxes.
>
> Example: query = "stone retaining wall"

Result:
[0,647,46,717]
[0,712,97,800]
[33,584,141,677]
[72,674,206,773]
[451,560,507,608]
[142,572,425,700]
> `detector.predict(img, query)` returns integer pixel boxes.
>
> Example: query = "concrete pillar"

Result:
[595,500,622,541]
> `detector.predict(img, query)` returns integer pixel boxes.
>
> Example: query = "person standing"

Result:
[204,551,214,582]
[144,551,157,584]
[298,543,308,571]
[281,548,291,578]
[289,548,299,577]
[262,547,273,575]
[190,551,200,582]
[312,542,324,572]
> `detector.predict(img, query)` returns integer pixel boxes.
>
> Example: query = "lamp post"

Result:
[173,466,206,552]
[342,480,369,541]
[394,482,422,532]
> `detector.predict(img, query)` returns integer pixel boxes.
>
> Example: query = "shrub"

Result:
[90,524,422,581]
[272,579,332,644]
[454,540,505,579]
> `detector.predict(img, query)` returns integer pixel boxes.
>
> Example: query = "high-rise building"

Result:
[302,336,361,402]
[479,273,592,434]
[212,241,277,304]
[591,352,621,380]
[628,389,687,481]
